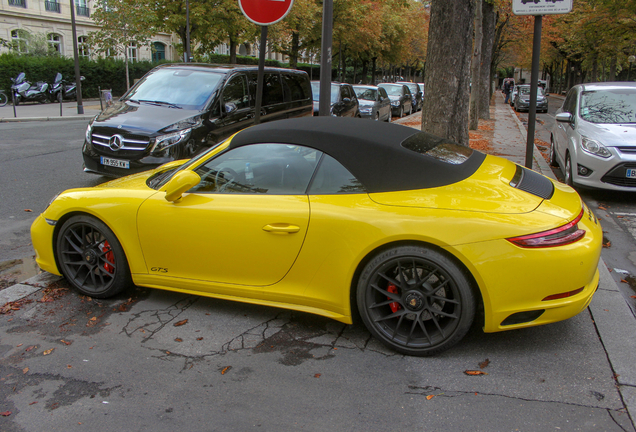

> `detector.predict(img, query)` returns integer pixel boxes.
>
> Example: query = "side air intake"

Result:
[509,165,554,199]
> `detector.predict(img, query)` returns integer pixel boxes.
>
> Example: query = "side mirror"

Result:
[164,170,201,202]
[555,112,573,123]
[224,102,237,114]
[342,97,351,103]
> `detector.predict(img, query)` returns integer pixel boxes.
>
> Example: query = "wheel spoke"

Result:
[429,307,457,319]
[370,283,401,302]
[64,232,84,254]
[377,272,402,290]
[427,312,445,339]
[430,294,459,305]
[391,314,405,340]
[416,317,433,345]
[370,298,400,309]
[373,309,405,323]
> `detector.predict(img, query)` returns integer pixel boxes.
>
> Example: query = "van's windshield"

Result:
[125,68,224,110]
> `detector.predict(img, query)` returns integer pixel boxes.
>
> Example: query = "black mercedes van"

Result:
[82,63,313,177]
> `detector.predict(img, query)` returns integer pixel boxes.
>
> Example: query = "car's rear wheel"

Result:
[56,215,131,298]
[549,136,559,167]
[357,245,475,356]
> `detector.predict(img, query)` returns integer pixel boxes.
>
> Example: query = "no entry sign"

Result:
[239,0,294,26]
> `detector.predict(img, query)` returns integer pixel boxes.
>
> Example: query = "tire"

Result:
[373,112,379,121]
[408,105,413,115]
[0,92,7,107]
[387,112,392,123]
[399,106,404,118]
[549,136,559,167]
[565,153,574,187]
[357,245,476,356]
[56,215,132,298]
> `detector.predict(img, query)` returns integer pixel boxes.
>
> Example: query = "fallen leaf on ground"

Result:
[479,359,490,369]
[0,411,11,416]
[314,373,321,378]
[25,346,36,352]
[43,348,54,356]
[598,204,609,210]
[621,279,628,283]
[426,395,435,400]
[603,241,611,248]
[174,338,183,342]
[221,366,231,375]
[174,319,188,327]
[24,209,32,212]
[464,370,488,376]
[67,365,72,369]
[196,337,203,341]
[29,401,37,405]
[22,368,29,374]
[630,295,636,299]
[60,340,72,345]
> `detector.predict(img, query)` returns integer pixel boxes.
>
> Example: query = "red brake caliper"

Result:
[387,284,401,313]
[100,241,115,274]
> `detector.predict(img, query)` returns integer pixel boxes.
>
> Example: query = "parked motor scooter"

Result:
[49,73,85,102]
[10,72,49,105]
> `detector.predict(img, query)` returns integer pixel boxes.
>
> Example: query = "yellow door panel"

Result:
[137,193,309,287]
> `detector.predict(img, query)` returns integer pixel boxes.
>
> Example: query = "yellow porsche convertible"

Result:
[31,117,602,356]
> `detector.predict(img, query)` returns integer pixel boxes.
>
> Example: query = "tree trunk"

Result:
[422,0,474,145]
[289,32,299,69]
[479,0,495,120]
[229,34,237,64]
[124,44,130,90]
[361,60,369,84]
[371,57,377,84]
[609,57,617,81]
[469,0,482,130]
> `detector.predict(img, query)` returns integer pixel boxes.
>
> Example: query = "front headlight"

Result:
[162,116,202,133]
[581,137,611,158]
[85,123,92,143]
[46,192,61,210]
[391,101,400,107]
[360,107,372,113]
[151,128,192,154]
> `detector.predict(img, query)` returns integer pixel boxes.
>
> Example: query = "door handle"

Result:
[262,224,300,234]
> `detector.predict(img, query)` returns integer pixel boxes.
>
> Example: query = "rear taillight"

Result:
[507,208,585,248]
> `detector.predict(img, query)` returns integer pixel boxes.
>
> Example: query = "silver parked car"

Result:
[550,82,636,190]
[352,85,391,121]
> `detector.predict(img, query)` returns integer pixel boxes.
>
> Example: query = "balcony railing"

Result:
[45,0,60,12]
[76,5,90,17]
[8,0,27,7]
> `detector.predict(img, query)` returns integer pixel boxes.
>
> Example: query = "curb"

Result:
[0,115,95,123]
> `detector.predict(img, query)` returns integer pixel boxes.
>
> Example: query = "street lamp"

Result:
[628,55,636,82]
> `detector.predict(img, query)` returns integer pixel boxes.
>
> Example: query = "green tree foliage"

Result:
[89,0,158,89]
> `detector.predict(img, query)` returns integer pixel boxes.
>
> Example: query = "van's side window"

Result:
[282,74,311,102]
[222,75,249,111]
[262,73,284,106]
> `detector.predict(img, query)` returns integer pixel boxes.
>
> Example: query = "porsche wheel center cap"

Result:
[84,250,97,264]
[404,292,425,311]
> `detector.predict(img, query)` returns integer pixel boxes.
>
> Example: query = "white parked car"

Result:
[550,82,636,190]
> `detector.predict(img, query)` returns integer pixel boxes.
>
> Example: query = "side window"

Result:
[563,89,576,114]
[340,86,348,100]
[262,73,284,106]
[379,87,388,100]
[222,75,248,111]
[282,74,308,102]
[308,155,366,194]
[190,144,322,195]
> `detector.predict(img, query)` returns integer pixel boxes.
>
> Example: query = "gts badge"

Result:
[151,267,168,273]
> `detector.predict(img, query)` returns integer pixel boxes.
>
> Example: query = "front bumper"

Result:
[572,149,636,190]
[31,214,61,276]
[83,140,174,177]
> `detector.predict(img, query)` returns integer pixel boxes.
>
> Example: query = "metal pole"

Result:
[318,0,333,116]
[254,26,267,125]
[186,0,191,62]
[525,15,542,169]
[70,0,84,114]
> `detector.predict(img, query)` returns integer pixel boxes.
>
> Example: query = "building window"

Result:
[215,43,228,55]
[75,0,90,17]
[48,33,62,54]
[78,36,90,58]
[128,42,137,62]
[152,42,165,62]
[45,0,60,12]
[10,29,29,53]
[8,0,27,8]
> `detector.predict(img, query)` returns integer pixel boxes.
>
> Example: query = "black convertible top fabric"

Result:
[229,117,486,193]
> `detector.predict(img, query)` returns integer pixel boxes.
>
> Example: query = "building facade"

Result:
[0,0,176,61]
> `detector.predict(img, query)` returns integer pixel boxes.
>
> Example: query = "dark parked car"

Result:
[396,81,423,111]
[378,83,413,117]
[513,84,548,113]
[311,81,360,117]
[82,64,313,177]
[352,85,391,121]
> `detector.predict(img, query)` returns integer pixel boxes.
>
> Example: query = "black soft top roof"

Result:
[229,117,485,193]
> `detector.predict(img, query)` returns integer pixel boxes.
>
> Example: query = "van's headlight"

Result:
[151,129,192,154]
[85,123,92,143]
[162,116,202,133]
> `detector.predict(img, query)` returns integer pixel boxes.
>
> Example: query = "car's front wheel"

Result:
[549,136,559,167]
[565,153,574,186]
[357,245,476,356]
[56,215,131,298]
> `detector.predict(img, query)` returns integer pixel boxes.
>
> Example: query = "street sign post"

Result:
[239,0,295,124]
[512,0,572,169]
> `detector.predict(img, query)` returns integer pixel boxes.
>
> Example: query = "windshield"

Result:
[380,85,403,96]
[354,88,377,101]
[125,68,224,110]
[311,82,339,103]
[518,86,544,97]
[580,89,636,124]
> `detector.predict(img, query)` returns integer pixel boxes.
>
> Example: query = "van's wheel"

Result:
[357,245,475,356]
[56,215,131,298]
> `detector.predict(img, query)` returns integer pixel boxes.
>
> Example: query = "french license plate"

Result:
[100,156,129,169]
[627,169,636,178]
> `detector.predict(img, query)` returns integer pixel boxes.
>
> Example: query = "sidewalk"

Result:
[0,99,102,122]
[396,95,636,427]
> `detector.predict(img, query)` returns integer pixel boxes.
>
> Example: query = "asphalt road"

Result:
[0,119,634,431]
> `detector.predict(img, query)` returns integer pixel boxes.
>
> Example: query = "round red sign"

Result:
[239,0,294,26]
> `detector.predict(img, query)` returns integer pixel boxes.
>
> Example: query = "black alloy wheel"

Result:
[56,215,131,298]
[357,246,475,356]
